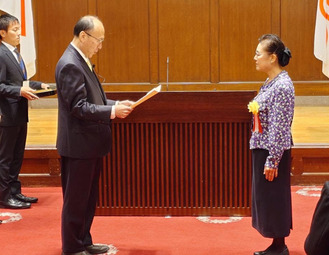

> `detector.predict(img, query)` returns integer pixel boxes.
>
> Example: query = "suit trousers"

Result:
[60,156,102,253]
[0,124,27,202]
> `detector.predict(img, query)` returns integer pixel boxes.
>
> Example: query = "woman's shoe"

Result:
[254,245,289,255]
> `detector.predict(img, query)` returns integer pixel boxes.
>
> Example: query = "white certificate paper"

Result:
[131,85,161,109]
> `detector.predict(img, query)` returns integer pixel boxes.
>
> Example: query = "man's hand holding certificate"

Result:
[131,85,161,109]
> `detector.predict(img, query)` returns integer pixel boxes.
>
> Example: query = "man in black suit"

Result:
[0,14,49,209]
[56,16,133,255]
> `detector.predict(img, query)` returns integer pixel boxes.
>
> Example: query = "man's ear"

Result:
[79,31,87,42]
[0,30,6,39]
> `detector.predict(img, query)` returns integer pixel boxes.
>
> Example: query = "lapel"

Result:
[68,45,107,104]
[91,67,107,104]
[0,43,25,79]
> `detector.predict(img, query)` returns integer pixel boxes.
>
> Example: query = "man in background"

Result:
[0,13,49,209]
[55,15,133,255]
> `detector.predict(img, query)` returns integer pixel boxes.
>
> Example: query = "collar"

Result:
[2,41,17,53]
[1,41,20,62]
[70,42,91,65]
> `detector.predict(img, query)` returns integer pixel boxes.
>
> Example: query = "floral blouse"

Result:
[249,70,295,169]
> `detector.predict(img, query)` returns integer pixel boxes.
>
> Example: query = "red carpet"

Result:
[0,186,321,255]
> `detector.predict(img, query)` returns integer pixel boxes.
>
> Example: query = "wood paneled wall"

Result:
[29,0,328,92]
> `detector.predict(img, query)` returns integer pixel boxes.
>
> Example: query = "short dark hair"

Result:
[0,14,19,40]
[73,15,99,37]
[259,34,292,67]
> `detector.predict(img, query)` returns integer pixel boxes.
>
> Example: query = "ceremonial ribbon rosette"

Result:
[248,101,262,133]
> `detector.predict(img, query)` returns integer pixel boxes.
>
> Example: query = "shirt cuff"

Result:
[110,106,116,119]
[265,156,279,170]
[110,101,119,119]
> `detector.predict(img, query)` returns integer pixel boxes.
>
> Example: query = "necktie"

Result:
[86,59,93,71]
[14,49,27,79]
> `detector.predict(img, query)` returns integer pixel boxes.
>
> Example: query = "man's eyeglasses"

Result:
[84,31,104,44]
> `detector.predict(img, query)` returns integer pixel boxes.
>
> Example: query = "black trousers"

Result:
[60,156,102,253]
[0,124,27,202]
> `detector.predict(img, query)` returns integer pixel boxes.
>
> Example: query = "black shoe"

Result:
[62,251,91,255]
[0,197,31,209]
[254,245,289,255]
[85,244,109,254]
[14,193,38,203]
[254,251,269,255]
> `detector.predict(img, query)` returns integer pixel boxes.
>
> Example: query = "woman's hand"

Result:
[263,167,278,181]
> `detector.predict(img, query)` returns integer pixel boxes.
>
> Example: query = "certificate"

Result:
[131,85,161,109]
[34,88,57,97]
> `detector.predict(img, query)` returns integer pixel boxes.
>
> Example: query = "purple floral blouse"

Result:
[249,70,295,169]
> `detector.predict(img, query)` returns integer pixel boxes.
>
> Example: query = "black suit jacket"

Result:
[304,181,329,255]
[55,44,115,159]
[0,43,41,126]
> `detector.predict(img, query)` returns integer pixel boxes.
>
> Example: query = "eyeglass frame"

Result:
[84,31,104,43]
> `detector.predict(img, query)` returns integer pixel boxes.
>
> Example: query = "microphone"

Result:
[166,57,169,91]
[93,65,106,83]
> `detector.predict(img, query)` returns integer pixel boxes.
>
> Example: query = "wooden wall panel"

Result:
[33,0,89,83]
[158,0,211,82]
[281,0,327,81]
[291,147,329,185]
[97,0,150,83]
[28,0,329,91]
[20,148,61,187]
[219,0,273,81]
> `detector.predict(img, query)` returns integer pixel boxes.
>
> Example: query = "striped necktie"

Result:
[14,49,27,79]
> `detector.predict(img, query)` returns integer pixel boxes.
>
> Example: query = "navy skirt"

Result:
[251,149,292,238]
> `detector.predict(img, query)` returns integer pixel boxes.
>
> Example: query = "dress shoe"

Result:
[85,244,109,254]
[0,197,31,209]
[61,251,90,255]
[14,193,38,203]
[254,245,289,255]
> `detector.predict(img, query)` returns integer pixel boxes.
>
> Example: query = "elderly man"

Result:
[55,15,133,255]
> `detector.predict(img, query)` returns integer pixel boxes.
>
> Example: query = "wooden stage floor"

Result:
[26,106,329,147]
